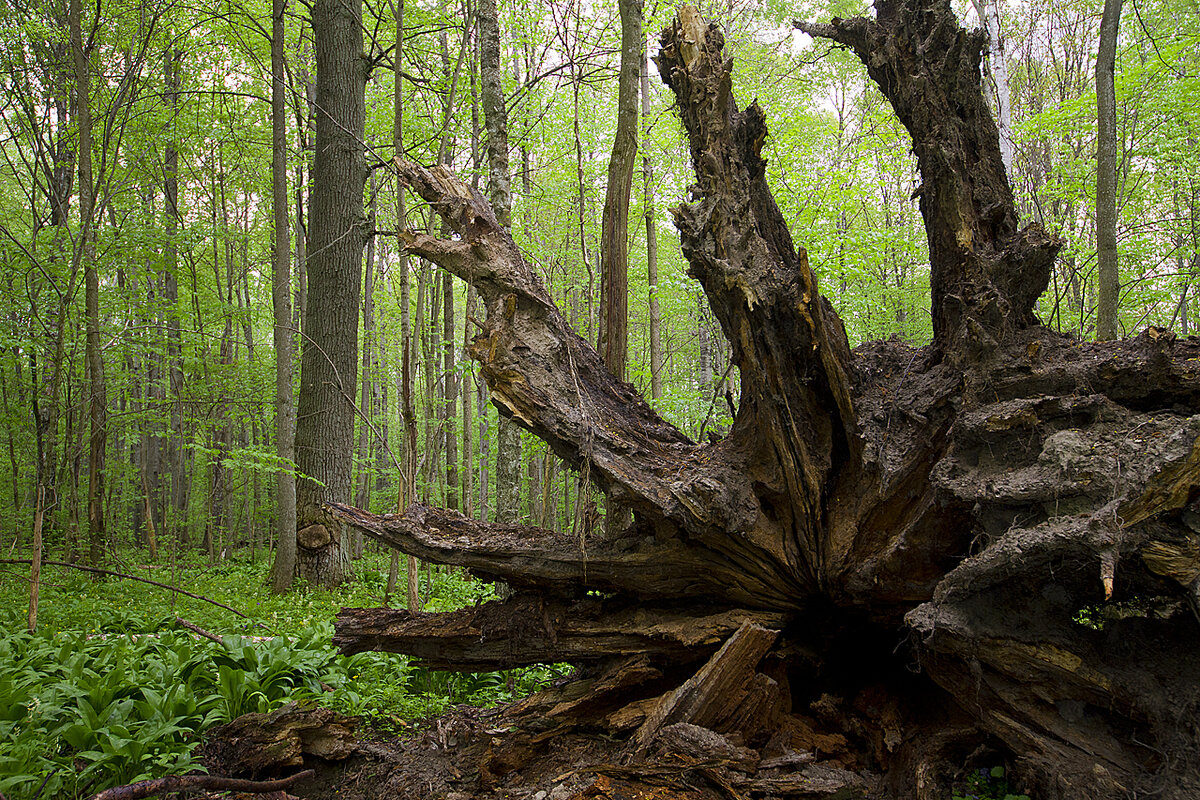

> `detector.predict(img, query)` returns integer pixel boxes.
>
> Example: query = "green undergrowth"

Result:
[953,765,1032,800]
[0,548,563,800]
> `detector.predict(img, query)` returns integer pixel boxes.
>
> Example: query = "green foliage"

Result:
[0,550,560,798]
[0,628,218,800]
[952,765,1032,800]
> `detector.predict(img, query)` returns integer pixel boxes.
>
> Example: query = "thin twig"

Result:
[174,617,224,644]
[0,559,255,623]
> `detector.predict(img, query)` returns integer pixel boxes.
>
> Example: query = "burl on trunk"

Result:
[329,2,1200,797]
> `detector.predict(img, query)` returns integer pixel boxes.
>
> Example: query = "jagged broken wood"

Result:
[328,2,1200,798]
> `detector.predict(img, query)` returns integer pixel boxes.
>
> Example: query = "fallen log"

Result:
[334,597,788,670]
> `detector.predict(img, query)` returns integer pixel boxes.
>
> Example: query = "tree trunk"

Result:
[393,0,420,612]
[479,0,520,525]
[269,0,298,592]
[294,0,366,586]
[970,0,1013,175]
[598,0,640,539]
[642,31,662,403]
[355,176,378,543]
[1095,0,1122,340]
[333,5,1200,798]
[70,0,106,568]
[598,0,639,384]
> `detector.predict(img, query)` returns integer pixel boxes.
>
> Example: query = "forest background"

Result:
[2,0,1199,614]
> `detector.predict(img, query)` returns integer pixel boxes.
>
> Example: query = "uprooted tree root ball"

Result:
[264,3,1200,798]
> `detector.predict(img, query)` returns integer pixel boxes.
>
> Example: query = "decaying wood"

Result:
[326,2,1200,797]
[334,597,787,670]
[85,769,314,800]
[202,703,358,778]
[632,622,779,753]
[795,0,1059,358]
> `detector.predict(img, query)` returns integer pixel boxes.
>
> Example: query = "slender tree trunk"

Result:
[293,45,314,336]
[642,33,662,402]
[970,0,1012,175]
[208,166,235,559]
[393,0,420,610]
[294,0,366,586]
[599,0,639,383]
[355,176,378,543]
[1095,0,1121,340]
[71,0,105,567]
[462,286,475,518]
[27,486,44,632]
[160,48,187,547]
[417,258,435,499]
[479,0,519,523]
[436,18,466,513]
[269,0,298,592]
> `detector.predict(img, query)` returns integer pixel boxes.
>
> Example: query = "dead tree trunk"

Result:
[330,4,1200,798]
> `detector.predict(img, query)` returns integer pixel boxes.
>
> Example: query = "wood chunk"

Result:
[540,655,664,723]
[203,704,357,778]
[746,764,869,798]
[633,622,779,753]
[604,696,660,733]
[654,723,760,773]
[715,671,785,744]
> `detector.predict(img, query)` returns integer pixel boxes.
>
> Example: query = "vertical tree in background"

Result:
[642,31,662,403]
[598,0,641,536]
[1095,0,1121,340]
[393,0,421,610]
[269,0,298,592]
[971,0,1013,174]
[294,0,366,586]
[479,0,519,523]
[438,13,468,513]
[598,0,640,384]
[70,0,106,566]
[354,177,379,559]
[163,46,188,547]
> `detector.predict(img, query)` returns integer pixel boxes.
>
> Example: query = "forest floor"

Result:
[198,699,884,800]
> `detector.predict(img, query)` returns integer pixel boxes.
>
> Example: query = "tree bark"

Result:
[598,0,640,384]
[642,31,663,403]
[70,0,106,568]
[478,0,520,525]
[795,0,1059,360]
[294,0,366,586]
[269,0,298,592]
[1095,0,1122,340]
[331,5,1200,798]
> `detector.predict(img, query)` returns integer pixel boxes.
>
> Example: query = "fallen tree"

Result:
[328,2,1200,797]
